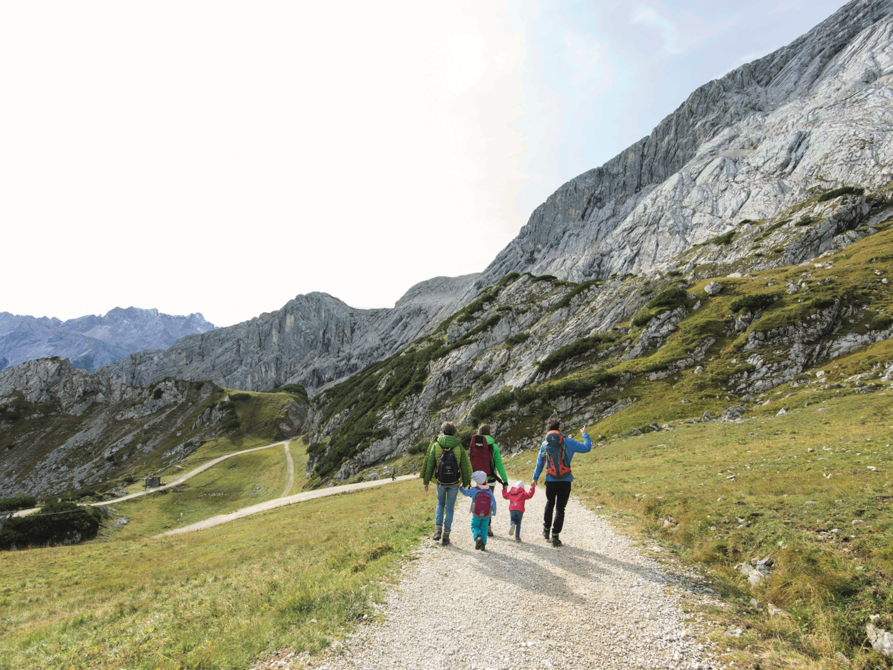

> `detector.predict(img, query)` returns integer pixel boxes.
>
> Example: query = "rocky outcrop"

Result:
[0,358,307,497]
[0,308,215,372]
[104,274,480,393]
[471,0,893,294]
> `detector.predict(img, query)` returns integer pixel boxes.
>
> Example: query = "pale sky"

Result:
[1,0,848,327]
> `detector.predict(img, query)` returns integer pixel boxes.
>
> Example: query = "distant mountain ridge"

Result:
[0,307,215,373]
[105,274,480,394]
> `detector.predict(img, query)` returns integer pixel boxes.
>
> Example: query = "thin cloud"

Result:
[630,3,743,56]
[770,1,803,14]
[561,31,613,87]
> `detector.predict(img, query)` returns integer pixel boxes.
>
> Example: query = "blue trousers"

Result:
[510,509,524,535]
[471,516,490,545]
[435,484,459,531]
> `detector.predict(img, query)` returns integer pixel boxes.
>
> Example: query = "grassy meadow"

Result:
[564,377,893,668]
[0,477,429,670]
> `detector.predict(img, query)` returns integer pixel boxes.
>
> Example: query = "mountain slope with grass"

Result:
[307,186,893,483]
[0,357,308,498]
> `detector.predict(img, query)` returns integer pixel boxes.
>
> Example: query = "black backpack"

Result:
[436,444,460,485]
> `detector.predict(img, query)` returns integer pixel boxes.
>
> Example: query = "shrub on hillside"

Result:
[817,186,864,202]
[537,334,614,373]
[632,311,654,328]
[796,215,814,226]
[0,495,37,513]
[730,293,778,313]
[531,274,559,283]
[809,297,836,310]
[0,502,103,550]
[469,392,515,424]
[407,441,429,455]
[646,287,688,310]
[307,442,327,456]
[554,280,600,310]
[710,230,735,246]
[229,393,252,402]
[537,372,619,402]
[221,416,241,432]
[505,333,531,346]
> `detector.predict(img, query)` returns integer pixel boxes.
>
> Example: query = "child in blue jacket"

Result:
[459,471,497,551]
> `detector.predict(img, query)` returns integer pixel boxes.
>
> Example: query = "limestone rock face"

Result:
[0,308,215,372]
[471,0,893,294]
[105,274,481,393]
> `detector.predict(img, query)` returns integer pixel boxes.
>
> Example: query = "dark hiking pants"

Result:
[544,481,572,534]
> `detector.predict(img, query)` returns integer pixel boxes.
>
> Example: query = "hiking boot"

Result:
[431,525,442,541]
[441,530,451,546]
[509,523,516,536]
[551,533,562,547]
[480,544,487,552]
[475,537,484,551]
[514,534,522,543]
[488,525,494,537]
[543,527,550,540]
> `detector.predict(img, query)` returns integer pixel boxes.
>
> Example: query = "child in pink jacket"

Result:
[501,480,535,542]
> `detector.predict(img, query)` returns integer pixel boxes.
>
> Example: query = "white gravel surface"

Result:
[307,492,724,670]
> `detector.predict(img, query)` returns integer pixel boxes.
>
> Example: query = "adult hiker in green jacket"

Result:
[469,424,509,537]
[423,421,472,546]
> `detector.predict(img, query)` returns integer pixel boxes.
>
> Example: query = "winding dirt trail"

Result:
[13,440,291,517]
[282,442,296,498]
[154,475,417,538]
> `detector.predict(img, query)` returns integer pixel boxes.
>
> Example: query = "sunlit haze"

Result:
[1,0,847,326]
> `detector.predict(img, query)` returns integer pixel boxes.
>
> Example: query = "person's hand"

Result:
[424,484,429,492]
[582,425,588,434]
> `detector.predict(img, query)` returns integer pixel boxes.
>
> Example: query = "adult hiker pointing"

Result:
[531,417,592,547]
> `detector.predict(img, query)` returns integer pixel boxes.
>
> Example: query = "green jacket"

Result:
[423,435,471,487]
[484,435,509,485]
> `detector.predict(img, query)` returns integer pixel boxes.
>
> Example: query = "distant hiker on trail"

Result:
[468,424,508,537]
[423,421,472,546]
[532,418,592,547]
[459,471,497,551]
[391,467,397,481]
[501,479,535,542]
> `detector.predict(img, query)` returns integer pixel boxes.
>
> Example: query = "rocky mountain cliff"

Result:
[104,274,480,394]
[472,0,893,293]
[0,308,215,373]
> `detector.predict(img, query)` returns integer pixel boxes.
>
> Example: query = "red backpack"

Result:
[544,431,571,477]
[468,434,493,477]
[472,488,492,517]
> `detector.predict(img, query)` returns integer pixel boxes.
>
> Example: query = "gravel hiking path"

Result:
[282,443,296,497]
[154,476,418,538]
[303,492,722,670]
